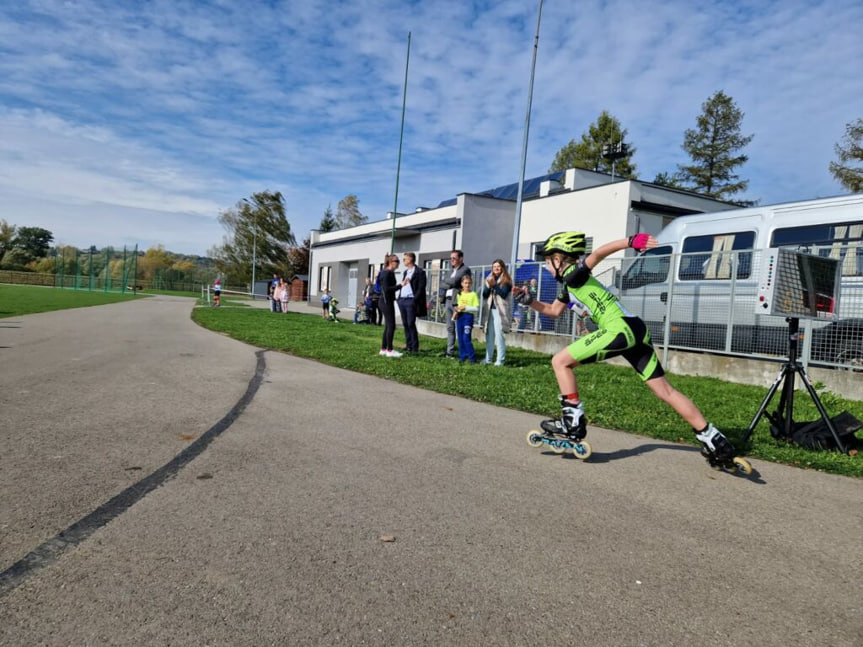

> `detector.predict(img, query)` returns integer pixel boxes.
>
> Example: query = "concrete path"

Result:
[0,296,860,646]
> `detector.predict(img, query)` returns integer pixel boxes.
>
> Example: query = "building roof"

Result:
[436,171,566,207]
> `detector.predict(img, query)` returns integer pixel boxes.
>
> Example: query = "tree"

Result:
[0,220,15,259]
[286,237,311,278]
[319,205,337,232]
[549,110,637,178]
[12,226,53,263]
[137,245,174,281]
[653,172,682,188]
[829,118,863,193]
[334,194,367,230]
[210,190,296,283]
[0,248,30,270]
[676,90,754,204]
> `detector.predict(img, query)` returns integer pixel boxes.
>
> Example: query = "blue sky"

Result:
[1,0,861,256]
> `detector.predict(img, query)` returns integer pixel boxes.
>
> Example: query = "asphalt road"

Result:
[0,296,861,646]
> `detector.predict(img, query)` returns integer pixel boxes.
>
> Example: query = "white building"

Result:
[308,168,735,308]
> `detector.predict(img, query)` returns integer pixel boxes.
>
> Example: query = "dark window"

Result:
[679,231,755,280]
[772,221,863,277]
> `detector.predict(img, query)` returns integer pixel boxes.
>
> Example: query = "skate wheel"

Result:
[732,457,753,475]
[526,430,544,448]
[550,439,567,454]
[572,441,592,460]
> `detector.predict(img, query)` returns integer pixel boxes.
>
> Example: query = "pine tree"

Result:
[319,205,337,232]
[549,110,637,178]
[676,91,754,204]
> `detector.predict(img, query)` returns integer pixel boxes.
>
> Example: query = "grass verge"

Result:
[0,284,140,318]
[192,306,863,478]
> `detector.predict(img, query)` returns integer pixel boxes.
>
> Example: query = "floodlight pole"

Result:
[510,0,543,273]
[390,31,411,253]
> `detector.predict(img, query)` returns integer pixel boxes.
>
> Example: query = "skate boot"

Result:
[540,397,587,441]
[696,424,752,475]
[528,397,592,460]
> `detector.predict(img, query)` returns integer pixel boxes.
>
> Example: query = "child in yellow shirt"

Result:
[454,274,479,363]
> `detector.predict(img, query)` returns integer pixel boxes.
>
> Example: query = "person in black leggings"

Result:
[377,254,402,358]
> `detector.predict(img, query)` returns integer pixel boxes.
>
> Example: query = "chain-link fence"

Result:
[426,242,863,371]
[53,246,139,292]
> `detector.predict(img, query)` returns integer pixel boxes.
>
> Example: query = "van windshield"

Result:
[620,245,672,289]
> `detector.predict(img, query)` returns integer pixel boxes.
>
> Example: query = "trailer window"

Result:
[772,221,863,277]
[678,232,755,281]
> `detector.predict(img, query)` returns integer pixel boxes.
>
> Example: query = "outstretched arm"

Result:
[584,234,657,270]
[512,287,567,318]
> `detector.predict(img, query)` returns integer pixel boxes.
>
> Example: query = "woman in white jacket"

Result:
[481,259,513,366]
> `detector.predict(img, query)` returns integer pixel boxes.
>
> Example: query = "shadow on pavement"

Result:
[543,442,766,483]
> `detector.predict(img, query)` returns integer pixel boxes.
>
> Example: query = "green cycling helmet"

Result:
[535,231,587,260]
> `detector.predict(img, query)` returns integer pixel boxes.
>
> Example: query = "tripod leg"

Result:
[781,364,796,440]
[796,366,848,454]
[744,365,788,444]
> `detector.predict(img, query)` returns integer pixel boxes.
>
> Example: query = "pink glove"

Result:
[628,233,650,252]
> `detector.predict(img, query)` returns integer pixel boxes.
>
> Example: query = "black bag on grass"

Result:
[770,411,862,451]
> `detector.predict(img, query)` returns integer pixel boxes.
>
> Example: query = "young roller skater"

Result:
[514,231,749,471]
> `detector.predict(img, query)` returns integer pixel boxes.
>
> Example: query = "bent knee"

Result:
[551,350,577,371]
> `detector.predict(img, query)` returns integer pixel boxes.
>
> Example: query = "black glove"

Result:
[514,289,534,306]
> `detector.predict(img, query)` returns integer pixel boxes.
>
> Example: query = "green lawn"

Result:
[192,306,863,478]
[0,284,141,317]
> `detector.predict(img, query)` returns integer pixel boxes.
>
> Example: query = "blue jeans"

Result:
[457,313,476,362]
[484,307,506,364]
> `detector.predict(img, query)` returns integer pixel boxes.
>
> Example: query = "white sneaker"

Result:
[387,350,403,358]
[379,349,388,356]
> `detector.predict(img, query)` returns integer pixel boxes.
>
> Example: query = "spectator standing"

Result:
[270,274,282,313]
[481,259,512,366]
[279,278,289,313]
[398,252,427,354]
[438,250,471,358]
[213,278,222,307]
[371,273,383,325]
[377,254,402,357]
[362,278,375,325]
[320,288,332,318]
[453,274,479,363]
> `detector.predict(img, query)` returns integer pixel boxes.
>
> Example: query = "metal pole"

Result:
[390,31,411,253]
[252,223,257,298]
[510,0,543,272]
[88,247,94,292]
[243,198,257,297]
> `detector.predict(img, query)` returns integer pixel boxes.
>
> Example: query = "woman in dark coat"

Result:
[377,254,402,357]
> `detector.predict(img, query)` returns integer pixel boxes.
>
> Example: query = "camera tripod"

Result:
[744,317,848,453]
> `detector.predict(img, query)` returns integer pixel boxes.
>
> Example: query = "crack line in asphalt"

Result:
[0,349,267,598]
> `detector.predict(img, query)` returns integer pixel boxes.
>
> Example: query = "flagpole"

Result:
[390,31,411,253]
[510,0,543,272]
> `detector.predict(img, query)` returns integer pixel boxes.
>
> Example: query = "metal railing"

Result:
[426,243,863,371]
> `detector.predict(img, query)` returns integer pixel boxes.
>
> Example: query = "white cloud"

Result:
[0,0,861,254]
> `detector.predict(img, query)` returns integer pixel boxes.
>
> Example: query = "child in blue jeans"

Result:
[454,274,479,363]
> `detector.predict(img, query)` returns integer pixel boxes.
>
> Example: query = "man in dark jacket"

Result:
[398,252,427,353]
[439,250,471,358]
